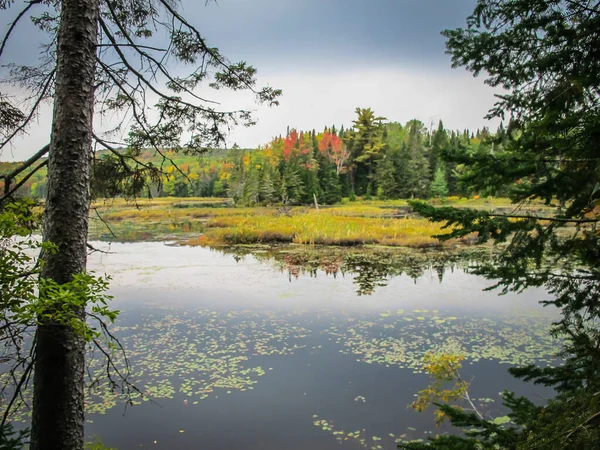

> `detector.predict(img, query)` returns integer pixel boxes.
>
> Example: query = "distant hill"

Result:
[0,147,253,200]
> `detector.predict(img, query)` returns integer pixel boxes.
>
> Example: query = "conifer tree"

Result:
[429,121,448,178]
[345,108,387,195]
[407,1,600,448]
[430,167,449,198]
[405,120,430,198]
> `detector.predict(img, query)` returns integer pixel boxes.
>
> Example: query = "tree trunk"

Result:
[30,0,99,448]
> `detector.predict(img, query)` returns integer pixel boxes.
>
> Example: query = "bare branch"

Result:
[93,59,192,183]
[156,0,259,94]
[98,19,222,116]
[102,2,218,105]
[0,69,55,149]
[0,0,43,61]
[86,242,113,254]
[96,43,168,52]
[90,206,118,240]
[0,339,35,428]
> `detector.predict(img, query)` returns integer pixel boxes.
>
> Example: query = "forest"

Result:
[2,110,510,205]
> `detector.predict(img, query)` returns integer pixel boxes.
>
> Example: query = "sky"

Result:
[0,0,500,162]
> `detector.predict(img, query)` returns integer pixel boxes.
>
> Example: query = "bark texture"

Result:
[30,0,99,448]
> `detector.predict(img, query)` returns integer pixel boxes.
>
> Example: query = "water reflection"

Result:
[208,245,490,296]
[61,241,560,450]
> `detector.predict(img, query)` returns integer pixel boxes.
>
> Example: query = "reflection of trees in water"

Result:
[221,246,489,296]
[342,251,486,296]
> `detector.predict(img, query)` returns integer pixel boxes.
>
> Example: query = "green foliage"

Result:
[1,199,120,422]
[0,423,29,449]
[375,149,402,199]
[404,121,431,198]
[0,201,116,343]
[345,108,387,195]
[430,168,449,198]
[84,436,116,450]
[31,273,117,342]
[410,353,471,426]
[4,110,501,205]
[405,1,600,449]
[0,200,48,324]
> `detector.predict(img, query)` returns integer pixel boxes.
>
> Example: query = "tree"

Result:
[407,0,600,448]
[375,148,401,199]
[318,131,350,176]
[429,120,448,178]
[430,167,448,198]
[404,120,430,198]
[345,108,386,195]
[0,1,280,448]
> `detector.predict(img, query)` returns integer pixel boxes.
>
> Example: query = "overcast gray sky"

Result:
[1,0,499,161]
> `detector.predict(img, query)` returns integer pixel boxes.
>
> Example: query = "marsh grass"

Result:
[92,196,529,246]
[186,213,460,248]
[92,196,229,208]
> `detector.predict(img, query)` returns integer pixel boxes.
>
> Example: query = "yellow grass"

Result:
[91,196,229,208]
[321,205,399,217]
[185,212,461,248]
[99,206,274,221]
[90,196,520,246]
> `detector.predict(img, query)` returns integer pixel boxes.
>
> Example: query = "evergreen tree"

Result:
[345,108,387,196]
[429,120,448,178]
[430,167,449,197]
[258,167,277,204]
[407,1,600,448]
[405,120,430,198]
[317,160,342,204]
[280,161,304,204]
[300,167,321,204]
[315,142,342,204]
[241,166,260,205]
[375,149,401,199]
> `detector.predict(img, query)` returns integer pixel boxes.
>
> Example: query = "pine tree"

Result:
[375,150,401,199]
[317,160,342,204]
[405,120,430,198]
[258,168,277,205]
[345,108,387,195]
[407,1,600,448]
[430,167,449,198]
[241,166,260,205]
[429,120,448,178]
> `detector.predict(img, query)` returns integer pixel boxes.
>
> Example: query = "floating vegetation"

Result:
[328,309,559,372]
[311,414,429,450]
[2,300,559,444]
[3,307,312,423]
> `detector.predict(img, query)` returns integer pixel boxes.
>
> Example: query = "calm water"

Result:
[79,242,558,450]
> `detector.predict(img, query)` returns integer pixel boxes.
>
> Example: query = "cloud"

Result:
[182,0,477,67]
[1,63,499,161]
[1,0,494,161]
[225,65,500,148]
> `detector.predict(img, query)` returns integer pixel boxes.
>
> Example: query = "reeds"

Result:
[186,212,456,248]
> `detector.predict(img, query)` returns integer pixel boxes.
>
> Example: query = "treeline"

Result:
[4,107,514,204]
[220,107,511,205]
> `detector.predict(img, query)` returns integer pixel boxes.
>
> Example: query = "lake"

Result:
[79,241,558,450]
